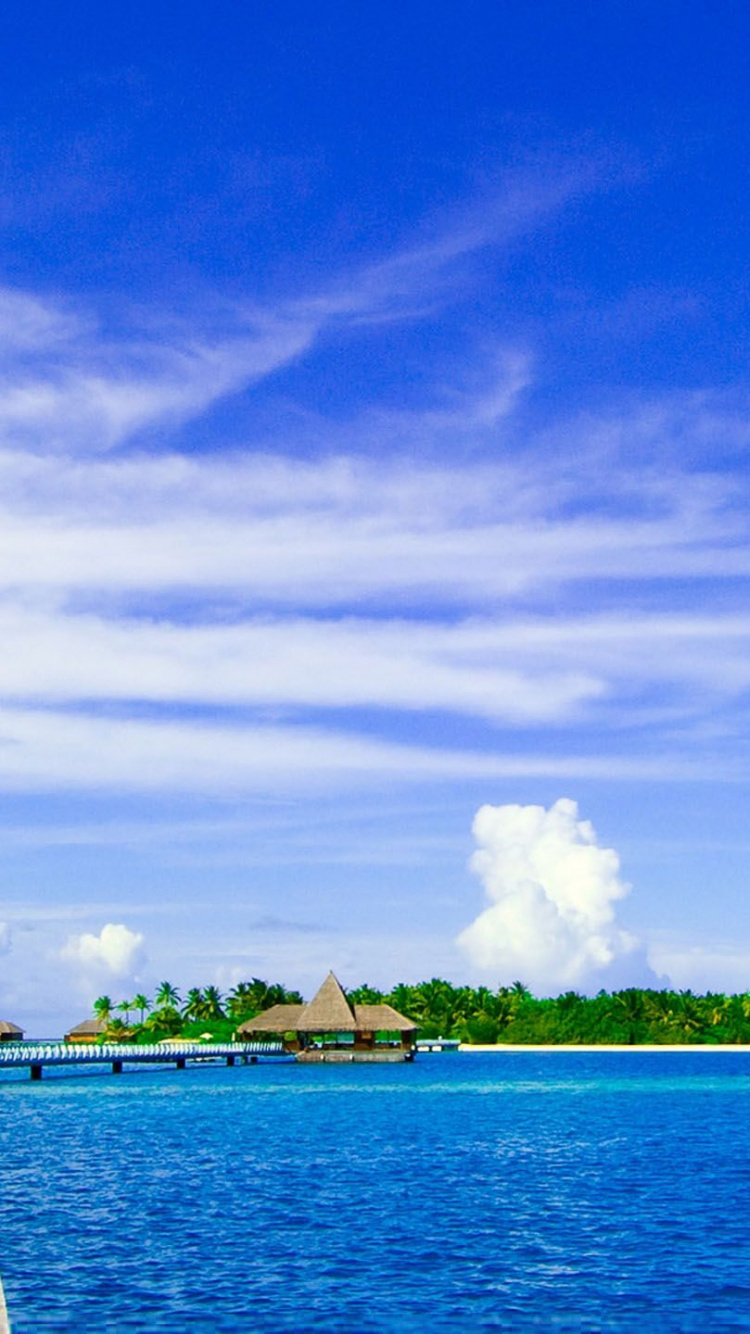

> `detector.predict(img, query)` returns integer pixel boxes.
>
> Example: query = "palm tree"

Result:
[227,983,255,1020]
[93,995,113,1024]
[225,979,302,1019]
[645,991,673,1027]
[611,989,645,1044]
[349,983,384,1005]
[183,987,206,1021]
[247,979,272,1010]
[145,1005,181,1036]
[706,992,730,1027]
[155,981,181,1009]
[203,985,225,1020]
[263,982,290,1010]
[133,993,150,1025]
[414,978,453,1024]
[116,999,132,1025]
[673,991,704,1036]
[473,985,495,1014]
[387,983,419,1020]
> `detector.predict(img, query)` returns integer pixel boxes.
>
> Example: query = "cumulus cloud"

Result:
[457,798,649,992]
[61,922,145,978]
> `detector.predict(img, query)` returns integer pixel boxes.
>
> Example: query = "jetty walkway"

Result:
[415,1038,460,1052]
[0,1040,284,1080]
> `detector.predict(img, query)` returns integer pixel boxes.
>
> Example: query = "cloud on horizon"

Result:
[457,798,657,993]
[61,922,146,980]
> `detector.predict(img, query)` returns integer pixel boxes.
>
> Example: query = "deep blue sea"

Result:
[2,1051,750,1331]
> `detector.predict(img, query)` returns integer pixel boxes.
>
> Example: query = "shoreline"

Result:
[457,1043,750,1053]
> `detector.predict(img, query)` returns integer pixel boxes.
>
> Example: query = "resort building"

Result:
[237,971,417,1062]
[0,1021,23,1042]
[65,1018,108,1044]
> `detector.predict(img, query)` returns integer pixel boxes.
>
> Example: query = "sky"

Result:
[2,2,750,1031]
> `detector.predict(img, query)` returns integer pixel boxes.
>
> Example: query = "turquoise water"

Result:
[2,1052,750,1331]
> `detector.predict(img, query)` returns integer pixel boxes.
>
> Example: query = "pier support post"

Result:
[30,1064,42,1081]
[250,1055,258,1064]
[226,1054,235,1067]
[176,1057,186,1070]
[112,1060,123,1074]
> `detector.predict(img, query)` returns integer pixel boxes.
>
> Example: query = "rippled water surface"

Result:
[2,1052,750,1331]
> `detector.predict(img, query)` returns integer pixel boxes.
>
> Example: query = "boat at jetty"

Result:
[238,971,417,1061]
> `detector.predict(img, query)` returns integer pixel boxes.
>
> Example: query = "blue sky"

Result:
[2,3,750,1030]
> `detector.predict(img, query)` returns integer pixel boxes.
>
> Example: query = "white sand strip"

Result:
[458,1043,750,1052]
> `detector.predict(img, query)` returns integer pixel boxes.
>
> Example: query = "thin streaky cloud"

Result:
[0,705,722,794]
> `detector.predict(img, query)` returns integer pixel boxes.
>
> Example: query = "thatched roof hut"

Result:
[238,1003,305,1035]
[237,973,417,1060]
[297,972,358,1033]
[0,1020,23,1042]
[65,1018,107,1044]
[353,1003,416,1033]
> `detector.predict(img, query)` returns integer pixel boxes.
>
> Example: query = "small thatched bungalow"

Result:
[237,972,417,1062]
[0,1021,23,1043]
[65,1018,108,1044]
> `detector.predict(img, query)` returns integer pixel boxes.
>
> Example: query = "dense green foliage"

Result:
[92,979,304,1043]
[93,978,750,1045]
[350,980,750,1045]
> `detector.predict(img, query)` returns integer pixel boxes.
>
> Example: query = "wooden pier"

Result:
[0,1040,285,1080]
[415,1038,460,1052]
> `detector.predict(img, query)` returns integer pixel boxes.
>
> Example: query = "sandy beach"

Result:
[458,1044,750,1053]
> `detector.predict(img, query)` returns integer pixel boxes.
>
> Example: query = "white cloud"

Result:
[0,312,314,454]
[457,798,646,992]
[0,922,11,955]
[0,421,747,608]
[4,604,750,733]
[646,941,750,995]
[0,604,604,723]
[0,272,748,800]
[0,707,704,794]
[61,923,145,979]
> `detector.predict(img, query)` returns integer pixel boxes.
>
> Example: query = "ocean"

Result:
[1,1051,750,1331]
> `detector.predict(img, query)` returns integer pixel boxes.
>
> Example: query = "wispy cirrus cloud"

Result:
[0,166,748,804]
[4,605,750,738]
[1,432,748,609]
[0,301,315,454]
[0,705,710,795]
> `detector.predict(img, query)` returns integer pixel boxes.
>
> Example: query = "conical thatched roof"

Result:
[353,1004,417,1033]
[235,974,418,1039]
[297,971,357,1032]
[0,1020,23,1037]
[237,1004,305,1035]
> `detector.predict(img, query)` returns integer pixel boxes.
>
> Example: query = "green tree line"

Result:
[91,977,750,1045]
[91,978,303,1043]
[350,979,750,1045]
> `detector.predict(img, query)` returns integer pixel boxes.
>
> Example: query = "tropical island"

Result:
[67,977,750,1047]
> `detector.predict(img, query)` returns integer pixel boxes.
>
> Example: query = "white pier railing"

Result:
[0,1041,284,1079]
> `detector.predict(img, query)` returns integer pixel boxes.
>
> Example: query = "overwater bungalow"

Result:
[65,1018,108,1044]
[0,1021,23,1043]
[237,971,417,1062]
